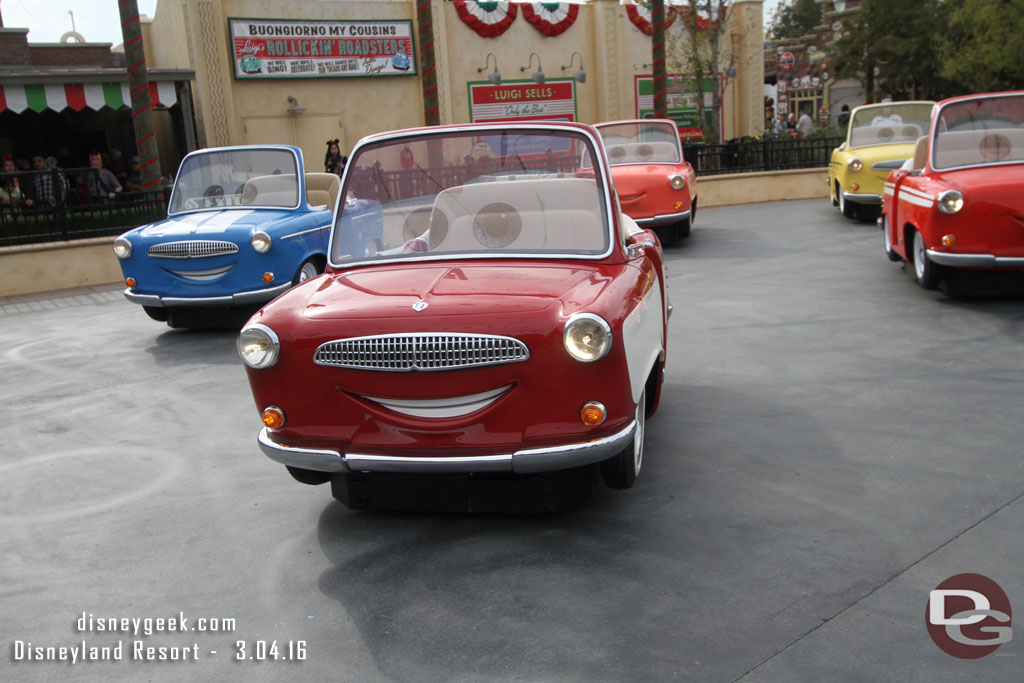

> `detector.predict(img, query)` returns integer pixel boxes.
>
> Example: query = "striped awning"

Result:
[0,81,178,114]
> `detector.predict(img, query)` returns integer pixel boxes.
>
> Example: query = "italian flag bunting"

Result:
[453,1,519,38]
[521,2,580,37]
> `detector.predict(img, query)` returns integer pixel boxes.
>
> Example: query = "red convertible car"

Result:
[238,122,670,507]
[882,91,1024,289]
[592,119,697,245]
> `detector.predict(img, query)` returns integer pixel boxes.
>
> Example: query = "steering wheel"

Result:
[203,184,224,207]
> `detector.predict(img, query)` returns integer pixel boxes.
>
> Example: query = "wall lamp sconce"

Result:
[286,95,305,114]
[477,52,502,86]
[520,52,546,84]
[561,51,586,84]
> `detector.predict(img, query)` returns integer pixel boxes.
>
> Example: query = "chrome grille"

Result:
[148,240,240,259]
[314,333,530,371]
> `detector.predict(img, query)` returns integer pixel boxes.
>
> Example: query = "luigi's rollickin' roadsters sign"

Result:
[229,18,417,79]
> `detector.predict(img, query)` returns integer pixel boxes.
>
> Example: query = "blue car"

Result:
[113,145,338,327]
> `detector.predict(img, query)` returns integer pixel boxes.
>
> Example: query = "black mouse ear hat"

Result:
[326,138,340,147]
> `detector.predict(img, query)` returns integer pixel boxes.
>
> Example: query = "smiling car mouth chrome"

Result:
[360,385,511,418]
[167,265,235,282]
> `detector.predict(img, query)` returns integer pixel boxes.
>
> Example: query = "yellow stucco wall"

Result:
[145,0,764,170]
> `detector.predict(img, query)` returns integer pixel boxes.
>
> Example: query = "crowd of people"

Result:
[0,148,150,216]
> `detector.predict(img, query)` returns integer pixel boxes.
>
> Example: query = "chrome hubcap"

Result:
[914,232,926,279]
[633,392,645,476]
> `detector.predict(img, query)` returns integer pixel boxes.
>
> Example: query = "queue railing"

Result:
[684,135,843,176]
[0,167,168,247]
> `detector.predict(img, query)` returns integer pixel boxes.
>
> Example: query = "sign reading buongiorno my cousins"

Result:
[229,18,417,79]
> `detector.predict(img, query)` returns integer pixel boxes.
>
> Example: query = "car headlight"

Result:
[112,236,132,259]
[937,189,964,214]
[237,324,280,369]
[251,231,272,253]
[669,174,686,190]
[848,158,863,173]
[563,313,612,363]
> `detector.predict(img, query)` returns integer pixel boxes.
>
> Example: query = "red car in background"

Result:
[238,122,670,509]
[593,119,697,246]
[882,91,1024,289]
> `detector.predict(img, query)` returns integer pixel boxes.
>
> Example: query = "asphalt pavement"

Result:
[2,198,1023,682]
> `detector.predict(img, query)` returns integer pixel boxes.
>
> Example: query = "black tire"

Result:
[287,466,332,486]
[677,215,692,239]
[855,204,881,223]
[831,181,840,207]
[881,214,901,262]
[653,223,679,247]
[292,258,321,286]
[838,189,857,219]
[910,229,942,290]
[600,388,645,490]
[142,305,168,322]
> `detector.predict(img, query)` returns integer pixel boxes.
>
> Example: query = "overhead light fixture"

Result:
[520,52,546,85]
[477,52,502,86]
[286,95,305,114]
[561,51,586,84]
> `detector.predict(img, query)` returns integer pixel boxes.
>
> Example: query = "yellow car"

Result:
[829,101,934,221]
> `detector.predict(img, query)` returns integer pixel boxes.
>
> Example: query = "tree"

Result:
[666,0,730,143]
[831,0,943,102]
[937,0,1024,96]
[769,0,822,41]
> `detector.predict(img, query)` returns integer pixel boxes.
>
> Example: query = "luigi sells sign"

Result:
[229,18,417,79]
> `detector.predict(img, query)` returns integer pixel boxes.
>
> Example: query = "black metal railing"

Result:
[1,167,168,247]
[685,136,843,176]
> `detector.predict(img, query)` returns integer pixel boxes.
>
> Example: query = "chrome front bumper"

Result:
[257,421,637,475]
[842,192,883,205]
[124,282,291,308]
[926,250,1024,269]
[635,209,691,227]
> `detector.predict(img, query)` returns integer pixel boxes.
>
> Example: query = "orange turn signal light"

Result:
[851,183,860,191]
[580,402,607,427]
[942,234,957,247]
[262,272,274,283]
[125,277,136,288]
[674,201,684,211]
[262,406,285,429]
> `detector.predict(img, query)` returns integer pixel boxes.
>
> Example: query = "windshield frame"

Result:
[594,120,683,166]
[931,92,1024,172]
[846,102,934,150]
[166,145,303,216]
[327,123,618,271]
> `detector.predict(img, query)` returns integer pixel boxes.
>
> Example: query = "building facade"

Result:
[144,0,765,171]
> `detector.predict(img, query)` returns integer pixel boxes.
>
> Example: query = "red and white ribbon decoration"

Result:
[453,1,519,38]
[680,2,727,30]
[626,2,677,36]
[521,2,580,37]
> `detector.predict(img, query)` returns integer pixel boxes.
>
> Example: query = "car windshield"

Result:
[594,121,682,165]
[168,148,299,214]
[330,129,610,266]
[933,94,1024,170]
[848,103,933,148]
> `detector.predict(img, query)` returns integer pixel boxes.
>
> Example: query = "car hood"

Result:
[606,165,679,194]
[135,209,306,239]
[937,166,1024,215]
[301,261,616,320]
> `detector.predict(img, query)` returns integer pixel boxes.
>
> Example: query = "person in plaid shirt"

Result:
[30,155,69,208]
